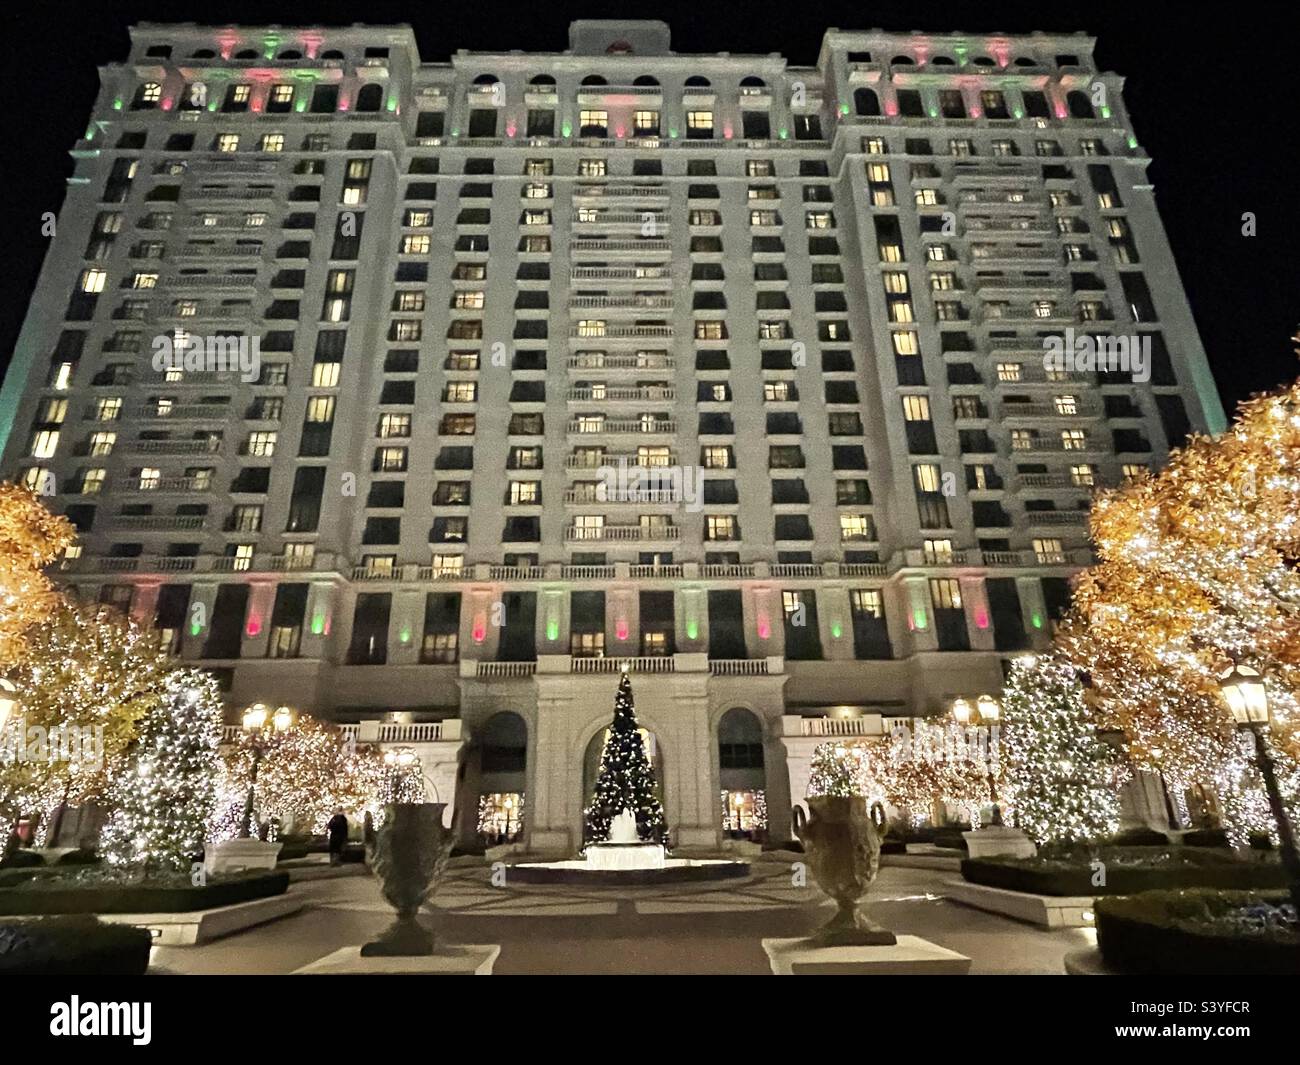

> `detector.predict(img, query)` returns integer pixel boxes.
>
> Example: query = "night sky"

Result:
[1,1,1295,416]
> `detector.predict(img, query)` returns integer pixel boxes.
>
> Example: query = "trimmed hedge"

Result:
[0,916,151,975]
[1096,890,1299,975]
[0,870,288,915]
[962,847,1289,897]
[931,831,969,852]
[0,849,44,870]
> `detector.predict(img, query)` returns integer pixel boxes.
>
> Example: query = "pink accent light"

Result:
[472,616,487,642]
[616,619,629,640]
[757,617,771,640]
[975,609,989,629]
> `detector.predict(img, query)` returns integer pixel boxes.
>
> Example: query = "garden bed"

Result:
[0,868,289,915]
[0,915,152,975]
[1096,889,1299,975]
[962,847,1286,896]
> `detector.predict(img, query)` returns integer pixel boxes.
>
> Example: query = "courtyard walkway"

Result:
[150,857,1093,974]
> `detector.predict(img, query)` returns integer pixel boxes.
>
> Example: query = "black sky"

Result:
[2,1,1295,416]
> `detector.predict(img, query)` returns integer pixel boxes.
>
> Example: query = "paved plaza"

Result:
[151,858,1094,975]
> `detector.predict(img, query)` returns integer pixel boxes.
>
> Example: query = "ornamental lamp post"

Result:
[1218,665,1300,913]
[238,703,295,838]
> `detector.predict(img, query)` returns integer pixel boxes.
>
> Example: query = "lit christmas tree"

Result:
[583,671,669,849]
[0,482,74,670]
[1001,654,1125,848]
[101,669,224,872]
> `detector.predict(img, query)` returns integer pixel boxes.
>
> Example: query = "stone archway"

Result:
[457,710,528,845]
[717,707,769,841]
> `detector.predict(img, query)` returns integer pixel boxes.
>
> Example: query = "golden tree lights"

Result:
[1,598,170,843]
[0,483,74,670]
[1064,378,1300,844]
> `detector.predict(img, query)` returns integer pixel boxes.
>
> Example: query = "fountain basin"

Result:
[508,857,750,886]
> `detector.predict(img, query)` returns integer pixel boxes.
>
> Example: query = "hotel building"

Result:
[0,20,1224,849]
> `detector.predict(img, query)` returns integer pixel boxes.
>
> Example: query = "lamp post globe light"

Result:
[1218,666,1300,913]
[952,695,1004,827]
[237,703,296,839]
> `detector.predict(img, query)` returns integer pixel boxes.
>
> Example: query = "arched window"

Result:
[473,73,501,86]
[1066,90,1095,118]
[932,55,956,66]
[529,74,556,86]
[853,87,881,116]
[278,49,302,60]
[633,75,660,86]
[739,76,766,88]
[891,55,915,66]
[355,83,383,112]
[580,74,608,86]
[684,75,711,87]
[234,49,258,60]
[972,55,995,66]
[190,49,215,59]
[606,39,633,55]
[719,707,767,840]
[1013,56,1038,67]
[321,50,345,60]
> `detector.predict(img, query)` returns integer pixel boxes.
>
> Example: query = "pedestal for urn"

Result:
[361,802,454,957]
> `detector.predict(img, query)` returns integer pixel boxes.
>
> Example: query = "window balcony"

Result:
[563,523,680,542]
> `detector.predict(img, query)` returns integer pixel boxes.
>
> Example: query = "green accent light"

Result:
[928,107,939,118]
[546,619,559,641]
[1012,108,1024,119]
[295,98,307,113]
[839,103,850,116]
[387,96,399,112]
[1126,134,1138,149]
[685,620,698,640]
[190,619,203,637]
[113,98,124,111]
[85,126,95,141]
[1031,612,1044,629]
[561,122,572,138]
[311,613,325,636]
[830,621,843,639]
[1100,106,1111,119]
[912,607,929,630]
[399,628,411,644]
[208,99,220,112]
[667,127,678,138]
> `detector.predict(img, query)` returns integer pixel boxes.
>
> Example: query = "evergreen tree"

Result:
[102,669,224,872]
[583,672,669,848]
[1001,654,1125,848]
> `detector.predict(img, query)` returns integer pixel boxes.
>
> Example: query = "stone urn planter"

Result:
[793,796,896,947]
[204,838,282,876]
[362,803,455,956]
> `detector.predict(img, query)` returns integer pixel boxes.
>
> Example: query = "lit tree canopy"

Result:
[210,714,387,839]
[1062,378,1300,835]
[101,668,224,872]
[1000,654,1126,847]
[0,483,74,669]
[1,597,170,833]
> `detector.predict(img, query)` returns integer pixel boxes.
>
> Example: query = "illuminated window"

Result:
[929,578,962,610]
[216,134,240,153]
[80,269,107,294]
[260,134,285,152]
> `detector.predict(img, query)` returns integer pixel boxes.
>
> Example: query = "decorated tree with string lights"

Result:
[583,671,669,848]
[1062,373,1300,843]
[101,669,224,872]
[1,597,170,844]
[0,483,74,669]
[1000,653,1126,848]
[209,714,388,840]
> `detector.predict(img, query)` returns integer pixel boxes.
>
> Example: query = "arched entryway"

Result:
[459,711,528,846]
[718,707,768,841]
